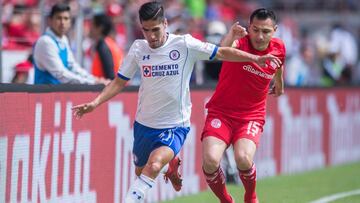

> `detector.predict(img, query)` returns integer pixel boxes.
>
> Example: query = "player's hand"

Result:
[95,77,111,85]
[256,54,282,68]
[229,22,247,40]
[103,79,112,85]
[269,80,284,97]
[72,102,97,119]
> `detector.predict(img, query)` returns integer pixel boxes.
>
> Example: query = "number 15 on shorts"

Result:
[247,121,260,137]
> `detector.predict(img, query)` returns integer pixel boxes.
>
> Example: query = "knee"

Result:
[145,161,163,175]
[235,150,253,169]
[202,152,221,173]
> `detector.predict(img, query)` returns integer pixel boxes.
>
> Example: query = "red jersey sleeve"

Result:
[271,37,286,66]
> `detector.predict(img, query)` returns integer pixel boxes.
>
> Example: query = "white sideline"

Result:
[309,189,360,203]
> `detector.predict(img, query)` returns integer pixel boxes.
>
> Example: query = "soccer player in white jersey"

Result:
[72,1,281,202]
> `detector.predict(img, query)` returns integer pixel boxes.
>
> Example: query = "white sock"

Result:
[160,164,169,174]
[125,174,155,203]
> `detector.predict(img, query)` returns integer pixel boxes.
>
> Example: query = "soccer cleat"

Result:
[244,196,259,203]
[229,195,235,203]
[164,156,183,191]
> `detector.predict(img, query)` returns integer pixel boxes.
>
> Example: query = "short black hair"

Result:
[13,4,27,15]
[138,1,164,22]
[49,3,70,18]
[93,13,114,36]
[250,8,277,24]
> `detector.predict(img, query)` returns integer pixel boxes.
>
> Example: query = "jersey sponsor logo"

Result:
[143,55,150,60]
[169,50,180,60]
[243,65,274,79]
[142,65,152,77]
[142,64,179,78]
[211,118,222,129]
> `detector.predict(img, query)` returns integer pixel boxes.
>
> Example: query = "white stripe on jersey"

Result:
[118,33,217,128]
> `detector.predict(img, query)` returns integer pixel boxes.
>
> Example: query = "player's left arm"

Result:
[269,66,284,97]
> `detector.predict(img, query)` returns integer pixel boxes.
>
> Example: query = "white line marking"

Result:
[310,189,360,203]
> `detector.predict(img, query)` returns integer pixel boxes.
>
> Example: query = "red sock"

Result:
[203,167,233,203]
[239,163,257,202]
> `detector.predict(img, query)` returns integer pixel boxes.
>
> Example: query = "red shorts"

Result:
[201,111,264,146]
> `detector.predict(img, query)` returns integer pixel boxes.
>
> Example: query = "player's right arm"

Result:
[72,77,127,118]
[72,40,139,119]
[220,22,247,47]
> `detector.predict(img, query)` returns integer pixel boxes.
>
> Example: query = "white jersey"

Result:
[118,33,218,128]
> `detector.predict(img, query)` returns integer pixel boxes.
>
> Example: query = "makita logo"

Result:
[0,102,96,202]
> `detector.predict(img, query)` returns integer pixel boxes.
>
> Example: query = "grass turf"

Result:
[161,161,360,203]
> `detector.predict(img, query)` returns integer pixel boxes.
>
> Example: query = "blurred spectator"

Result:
[321,51,344,86]
[5,4,39,48]
[327,23,358,84]
[205,0,222,21]
[286,43,320,86]
[90,13,123,80]
[274,16,300,59]
[165,0,189,34]
[2,0,360,86]
[329,23,358,67]
[202,20,226,82]
[33,3,104,84]
[184,0,206,19]
[206,20,227,45]
[356,27,360,84]
[106,2,127,48]
[11,54,34,84]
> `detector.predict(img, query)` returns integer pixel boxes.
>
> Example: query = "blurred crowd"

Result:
[2,0,360,86]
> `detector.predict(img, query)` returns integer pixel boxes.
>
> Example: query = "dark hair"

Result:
[13,4,27,15]
[250,8,277,24]
[138,1,164,22]
[93,13,114,36]
[49,3,70,18]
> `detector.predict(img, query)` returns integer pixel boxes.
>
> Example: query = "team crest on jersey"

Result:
[169,50,180,60]
[142,65,152,77]
[211,118,222,129]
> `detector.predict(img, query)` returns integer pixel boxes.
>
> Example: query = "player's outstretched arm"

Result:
[216,47,282,67]
[72,77,127,119]
[220,22,247,47]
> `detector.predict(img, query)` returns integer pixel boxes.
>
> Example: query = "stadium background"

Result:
[1,0,360,202]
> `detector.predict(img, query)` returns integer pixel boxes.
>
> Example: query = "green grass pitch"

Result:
[162,161,360,203]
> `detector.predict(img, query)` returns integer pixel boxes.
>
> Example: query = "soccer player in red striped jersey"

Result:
[201,8,286,203]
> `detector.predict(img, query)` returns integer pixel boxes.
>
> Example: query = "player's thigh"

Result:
[133,122,156,167]
[154,126,190,158]
[232,120,264,147]
[143,146,174,178]
[233,138,257,164]
[232,120,263,168]
[133,121,189,168]
[201,112,232,145]
[147,146,174,166]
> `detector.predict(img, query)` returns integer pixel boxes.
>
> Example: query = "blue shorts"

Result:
[132,121,190,167]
